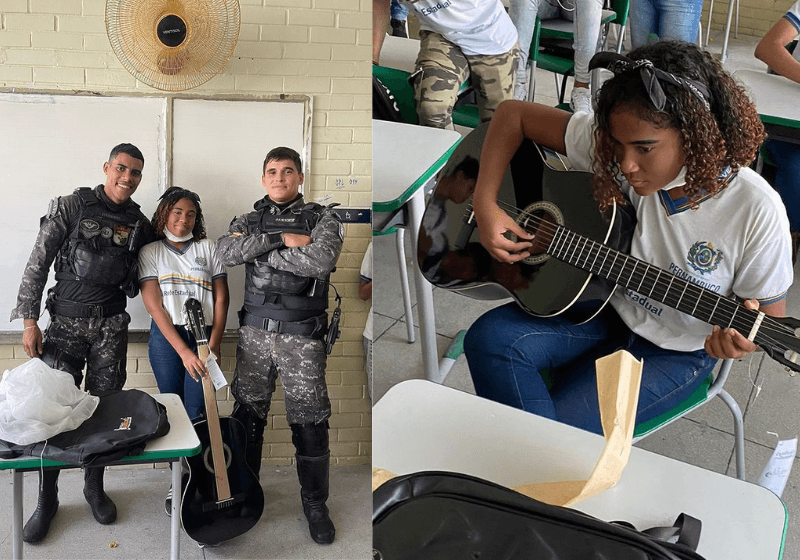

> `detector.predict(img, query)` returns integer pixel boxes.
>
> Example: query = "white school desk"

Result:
[734,69,800,144]
[373,119,462,381]
[373,380,788,560]
[378,34,419,73]
[0,393,201,560]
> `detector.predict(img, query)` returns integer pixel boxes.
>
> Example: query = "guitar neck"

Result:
[198,343,232,502]
[546,225,771,347]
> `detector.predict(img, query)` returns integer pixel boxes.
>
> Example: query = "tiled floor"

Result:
[372,32,800,559]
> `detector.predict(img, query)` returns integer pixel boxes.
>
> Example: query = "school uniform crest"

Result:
[686,241,723,275]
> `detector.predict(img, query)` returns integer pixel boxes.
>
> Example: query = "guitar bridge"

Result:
[202,492,247,512]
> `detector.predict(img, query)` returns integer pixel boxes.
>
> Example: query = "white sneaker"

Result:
[570,86,593,114]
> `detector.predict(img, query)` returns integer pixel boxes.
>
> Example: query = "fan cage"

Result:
[106,0,241,92]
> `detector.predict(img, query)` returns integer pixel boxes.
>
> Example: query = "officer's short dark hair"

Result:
[109,143,144,165]
[263,147,302,175]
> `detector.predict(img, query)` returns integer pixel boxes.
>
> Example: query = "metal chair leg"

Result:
[395,228,415,343]
[717,388,746,480]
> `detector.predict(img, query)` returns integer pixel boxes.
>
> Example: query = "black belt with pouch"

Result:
[240,311,326,340]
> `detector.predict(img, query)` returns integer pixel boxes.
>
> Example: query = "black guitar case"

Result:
[374,471,708,560]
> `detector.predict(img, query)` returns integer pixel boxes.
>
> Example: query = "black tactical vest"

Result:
[54,187,145,290]
[243,197,329,322]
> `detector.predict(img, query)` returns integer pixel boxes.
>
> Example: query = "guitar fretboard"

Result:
[547,225,772,347]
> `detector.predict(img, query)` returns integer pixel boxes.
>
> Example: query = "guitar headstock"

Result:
[758,314,800,374]
[183,298,208,346]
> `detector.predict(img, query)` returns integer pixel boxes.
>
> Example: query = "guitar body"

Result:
[180,415,264,545]
[418,122,636,324]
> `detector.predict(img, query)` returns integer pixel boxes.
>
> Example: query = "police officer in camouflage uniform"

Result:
[10,143,154,544]
[216,146,343,545]
[372,0,519,129]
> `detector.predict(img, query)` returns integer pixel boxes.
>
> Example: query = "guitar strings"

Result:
[466,200,797,355]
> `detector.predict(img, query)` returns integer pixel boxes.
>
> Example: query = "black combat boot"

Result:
[291,422,335,544]
[83,467,117,524]
[23,470,59,543]
[233,403,266,480]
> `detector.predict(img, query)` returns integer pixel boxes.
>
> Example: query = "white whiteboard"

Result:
[0,92,310,332]
[171,97,308,330]
[0,93,167,332]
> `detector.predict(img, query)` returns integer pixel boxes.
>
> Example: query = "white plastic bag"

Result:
[0,358,99,445]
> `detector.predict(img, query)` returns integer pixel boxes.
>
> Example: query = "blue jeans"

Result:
[629,0,704,48]
[765,138,800,232]
[148,320,207,422]
[390,0,408,21]
[510,0,603,96]
[464,303,716,434]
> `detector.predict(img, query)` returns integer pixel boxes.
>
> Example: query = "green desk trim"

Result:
[373,136,462,214]
[0,443,202,471]
[760,113,800,130]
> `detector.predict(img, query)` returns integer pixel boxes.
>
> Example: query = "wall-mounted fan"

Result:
[105,0,241,91]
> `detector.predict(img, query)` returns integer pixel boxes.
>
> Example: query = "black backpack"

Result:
[373,471,707,560]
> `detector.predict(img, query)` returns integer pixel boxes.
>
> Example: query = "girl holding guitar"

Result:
[465,41,794,433]
[139,187,230,510]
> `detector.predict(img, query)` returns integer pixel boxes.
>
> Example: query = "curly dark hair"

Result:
[150,187,206,242]
[592,41,766,211]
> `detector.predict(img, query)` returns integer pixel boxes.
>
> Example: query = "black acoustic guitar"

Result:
[180,298,264,546]
[418,123,800,373]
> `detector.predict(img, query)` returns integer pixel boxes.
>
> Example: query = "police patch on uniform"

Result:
[79,219,102,238]
[113,225,132,246]
[101,227,113,239]
[687,241,723,275]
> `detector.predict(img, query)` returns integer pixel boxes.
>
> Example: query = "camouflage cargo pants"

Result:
[412,31,519,129]
[41,313,130,394]
[232,325,331,425]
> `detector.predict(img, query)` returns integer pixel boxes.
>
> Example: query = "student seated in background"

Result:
[509,0,604,113]
[465,42,792,434]
[372,0,519,129]
[755,1,800,262]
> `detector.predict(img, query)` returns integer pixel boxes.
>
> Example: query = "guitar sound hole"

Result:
[513,201,564,265]
[203,443,233,473]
